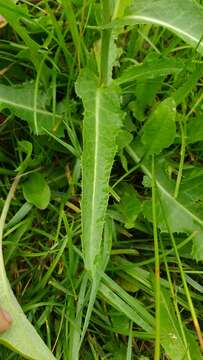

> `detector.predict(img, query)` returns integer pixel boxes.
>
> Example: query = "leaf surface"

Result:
[23,173,51,210]
[0,83,63,135]
[160,288,203,359]
[75,69,122,273]
[115,184,141,228]
[127,140,203,260]
[141,98,176,155]
[115,57,184,86]
[187,115,203,143]
[120,0,203,55]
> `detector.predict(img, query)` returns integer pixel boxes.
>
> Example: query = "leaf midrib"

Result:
[124,15,202,47]
[0,96,62,119]
[89,88,100,268]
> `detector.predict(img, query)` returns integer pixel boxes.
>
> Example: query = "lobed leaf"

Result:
[75,68,122,274]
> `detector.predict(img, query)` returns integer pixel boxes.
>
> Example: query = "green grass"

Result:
[0,0,203,359]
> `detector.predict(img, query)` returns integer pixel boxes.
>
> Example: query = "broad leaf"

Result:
[0,83,63,135]
[23,173,51,210]
[127,140,203,260]
[116,130,133,151]
[115,184,141,228]
[141,98,176,155]
[75,69,122,273]
[0,177,55,360]
[116,57,184,86]
[119,0,203,55]
[187,115,203,143]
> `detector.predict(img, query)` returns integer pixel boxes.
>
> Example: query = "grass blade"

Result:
[0,176,56,360]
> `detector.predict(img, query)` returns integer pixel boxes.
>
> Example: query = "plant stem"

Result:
[100,0,112,85]
[174,119,186,198]
[152,156,161,360]
[0,176,20,246]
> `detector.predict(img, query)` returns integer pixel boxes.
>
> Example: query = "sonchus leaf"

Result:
[0,83,63,135]
[141,98,176,155]
[127,140,203,261]
[119,0,203,55]
[0,177,56,360]
[75,69,122,274]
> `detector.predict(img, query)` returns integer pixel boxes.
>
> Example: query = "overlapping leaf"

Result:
[0,178,56,360]
[0,83,63,135]
[127,140,203,260]
[111,258,203,359]
[0,0,40,68]
[115,57,184,86]
[118,0,203,55]
[141,98,176,155]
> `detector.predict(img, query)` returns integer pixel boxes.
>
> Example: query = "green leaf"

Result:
[23,173,51,209]
[160,288,203,359]
[114,257,203,359]
[75,68,122,273]
[115,184,142,228]
[0,83,63,135]
[173,65,203,105]
[116,130,133,151]
[113,0,132,19]
[141,98,176,155]
[120,0,203,55]
[187,115,203,143]
[115,57,184,86]
[0,177,55,360]
[0,0,41,69]
[100,274,154,332]
[127,140,203,260]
